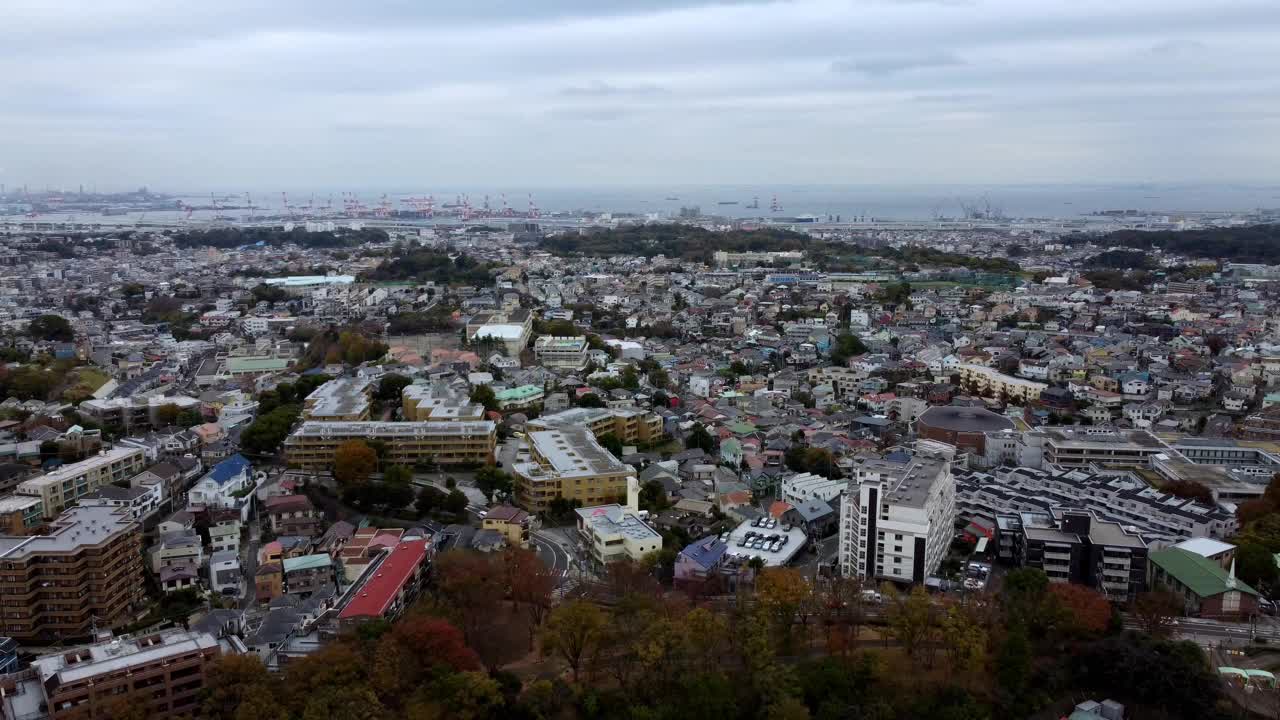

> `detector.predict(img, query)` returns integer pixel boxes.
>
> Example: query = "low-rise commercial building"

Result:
[512,427,637,513]
[575,504,663,565]
[284,421,496,469]
[915,405,1015,455]
[1019,427,1172,469]
[16,447,148,518]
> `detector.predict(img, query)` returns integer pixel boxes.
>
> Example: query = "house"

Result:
[209,518,241,555]
[255,562,284,603]
[159,559,201,593]
[151,529,203,574]
[263,494,322,537]
[482,505,533,548]
[282,554,336,598]
[783,498,837,537]
[674,537,729,589]
[188,454,260,521]
[209,551,242,596]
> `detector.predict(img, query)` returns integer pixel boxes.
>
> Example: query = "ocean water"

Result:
[12,183,1280,224]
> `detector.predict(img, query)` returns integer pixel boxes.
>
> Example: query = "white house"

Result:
[187,454,261,521]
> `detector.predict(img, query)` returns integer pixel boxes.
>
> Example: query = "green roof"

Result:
[1150,547,1259,599]
[495,384,543,401]
[226,357,290,373]
[282,554,333,573]
[727,421,757,435]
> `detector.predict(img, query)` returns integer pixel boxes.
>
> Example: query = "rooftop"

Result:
[0,505,137,559]
[32,629,218,688]
[304,377,373,419]
[338,539,430,619]
[289,420,495,438]
[17,446,144,490]
[918,405,1015,433]
[576,504,662,542]
[1150,547,1259,599]
[521,427,630,479]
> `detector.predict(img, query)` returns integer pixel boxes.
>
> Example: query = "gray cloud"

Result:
[832,52,965,76]
[1,0,1278,189]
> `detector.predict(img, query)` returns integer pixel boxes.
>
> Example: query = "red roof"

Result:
[339,539,429,619]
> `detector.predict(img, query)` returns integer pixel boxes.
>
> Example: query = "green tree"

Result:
[377,373,413,402]
[887,586,934,660]
[154,403,180,427]
[27,314,74,342]
[445,488,469,515]
[470,384,498,412]
[1236,541,1279,593]
[474,466,513,502]
[415,486,447,517]
[177,408,204,427]
[383,465,413,485]
[596,432,624,458]
[829,333,868,365]
[685,424,715,453]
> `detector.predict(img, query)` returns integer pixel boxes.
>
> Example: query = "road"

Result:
[1123,616,1280,646]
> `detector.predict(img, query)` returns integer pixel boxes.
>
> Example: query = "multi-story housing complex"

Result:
[527,406,664,445]
[401,382,486,422]
[957,363,1047,403]
[16,447,148,519]
[337,539,431,624]
[837,454,955,583]
[495,384,545,409]
[0,495,44,535]
[806,366,865,398]
[955,466,1237,541]
[78,484,163,523]
[712,250,803,267]
[533,335,589,369]
[0,629,221,720]
[0,505,144,643]
[1018,427,1173,469]
[512,427,637,513]
[284,421,497,470]
[1004,510,1148,602]
[780,472,844,506]
[575,504,663,566]
[78,395,201,432]
[302,376,373,421]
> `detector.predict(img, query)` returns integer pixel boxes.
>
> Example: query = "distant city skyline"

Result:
[4,0,1280,189]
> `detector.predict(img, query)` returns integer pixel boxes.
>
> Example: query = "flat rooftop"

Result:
[1042,428,1166,449]
[525,427,628,478]
[304,377,372,418]
[33,629,219,686]
[575,504,661,542]
[289,420,495,438]
[724,520,807,567]
[17,447,143,490]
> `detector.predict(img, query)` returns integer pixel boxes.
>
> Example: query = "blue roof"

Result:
[206,454,251,486]
[883,450,913,464]
[680,537,728,570]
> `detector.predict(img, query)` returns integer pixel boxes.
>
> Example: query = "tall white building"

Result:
[838,454,955,584]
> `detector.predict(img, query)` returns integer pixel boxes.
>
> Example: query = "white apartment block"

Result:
[781,472,845,506]
[533,336,589,369]
[575,504,663,565]
[838,454,956,583]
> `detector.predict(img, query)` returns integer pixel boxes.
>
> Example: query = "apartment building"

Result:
[302,376,373,421]
[16,447,148,519]
[284,421,497,470]
[955,466,1237,541]
[957,363,1048,404]
[401,382,486,422]
[533,335,589,369]
[0,505,144,642]
[495,384,545,409]
[1019,427,1173,469]
[337,539,431,624]
[1009,510,1148,603]
[575,504,663,566]
[78,395,201,431]
[780,472,845,506]
[0,629,222,720]
[513,427,637,513]
[527,406,664,445]
[0,495,43,535]
[806,366,866,398]
[467,308,533,355]
[837,454,955,583]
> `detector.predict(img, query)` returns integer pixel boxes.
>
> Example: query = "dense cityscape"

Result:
[0,202,1278,719]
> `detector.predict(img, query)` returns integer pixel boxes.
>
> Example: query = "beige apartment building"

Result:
[402,382,487,422]
[302,377,374,421]
[527,407,664,446]
[284,421,496,470]
[957,363,1048,404]
[512,427,637,513]
[16,447,148,519]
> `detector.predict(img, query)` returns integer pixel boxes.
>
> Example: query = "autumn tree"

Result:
[154,403,180,427]
[886,586,934,663]
[542,600,607,683]
[201,654,281,720]
[435,551,504,650]
[503,547,557,650]
[757,567,815,652]
[939,603,987,680]
[333,439,378,486]
[1134,586,1183,637]
[1049,583,1111,637]
[819,576,866,657]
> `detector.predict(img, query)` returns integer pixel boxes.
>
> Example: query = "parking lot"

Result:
[723,516,808,567]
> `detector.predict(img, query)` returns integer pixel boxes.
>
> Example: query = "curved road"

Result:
[531,532,573,586]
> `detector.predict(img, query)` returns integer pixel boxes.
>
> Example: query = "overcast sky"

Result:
[4,0,1280,191]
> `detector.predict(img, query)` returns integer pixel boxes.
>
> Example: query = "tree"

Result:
[542,600,608,683]
[177,408,204,427]
[637,479,670,514]
[333,440,378,487]
[503,547,557,650]
[1235,541,1279,594]
[995,624,1032,711]
[886,586,934,661]
[685,424,715,453]
[383,464,413,485]
[939,604,986,677]
[27,314,74,342]
[1048,583,1111,637]
[1134,586,1182,637]
[445,488,469,515]
[475,466,513,502]
[596,432,624,458]
[829,333,868,365]
[576,393,605,408]
[435,551,505,654]
[415,486,447,517]
[756,567,815,652]
[154,403,180,427]
[470,385,498,412]
[377,373,413,402]
[239,404,301,454]
[201,654,280,720]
